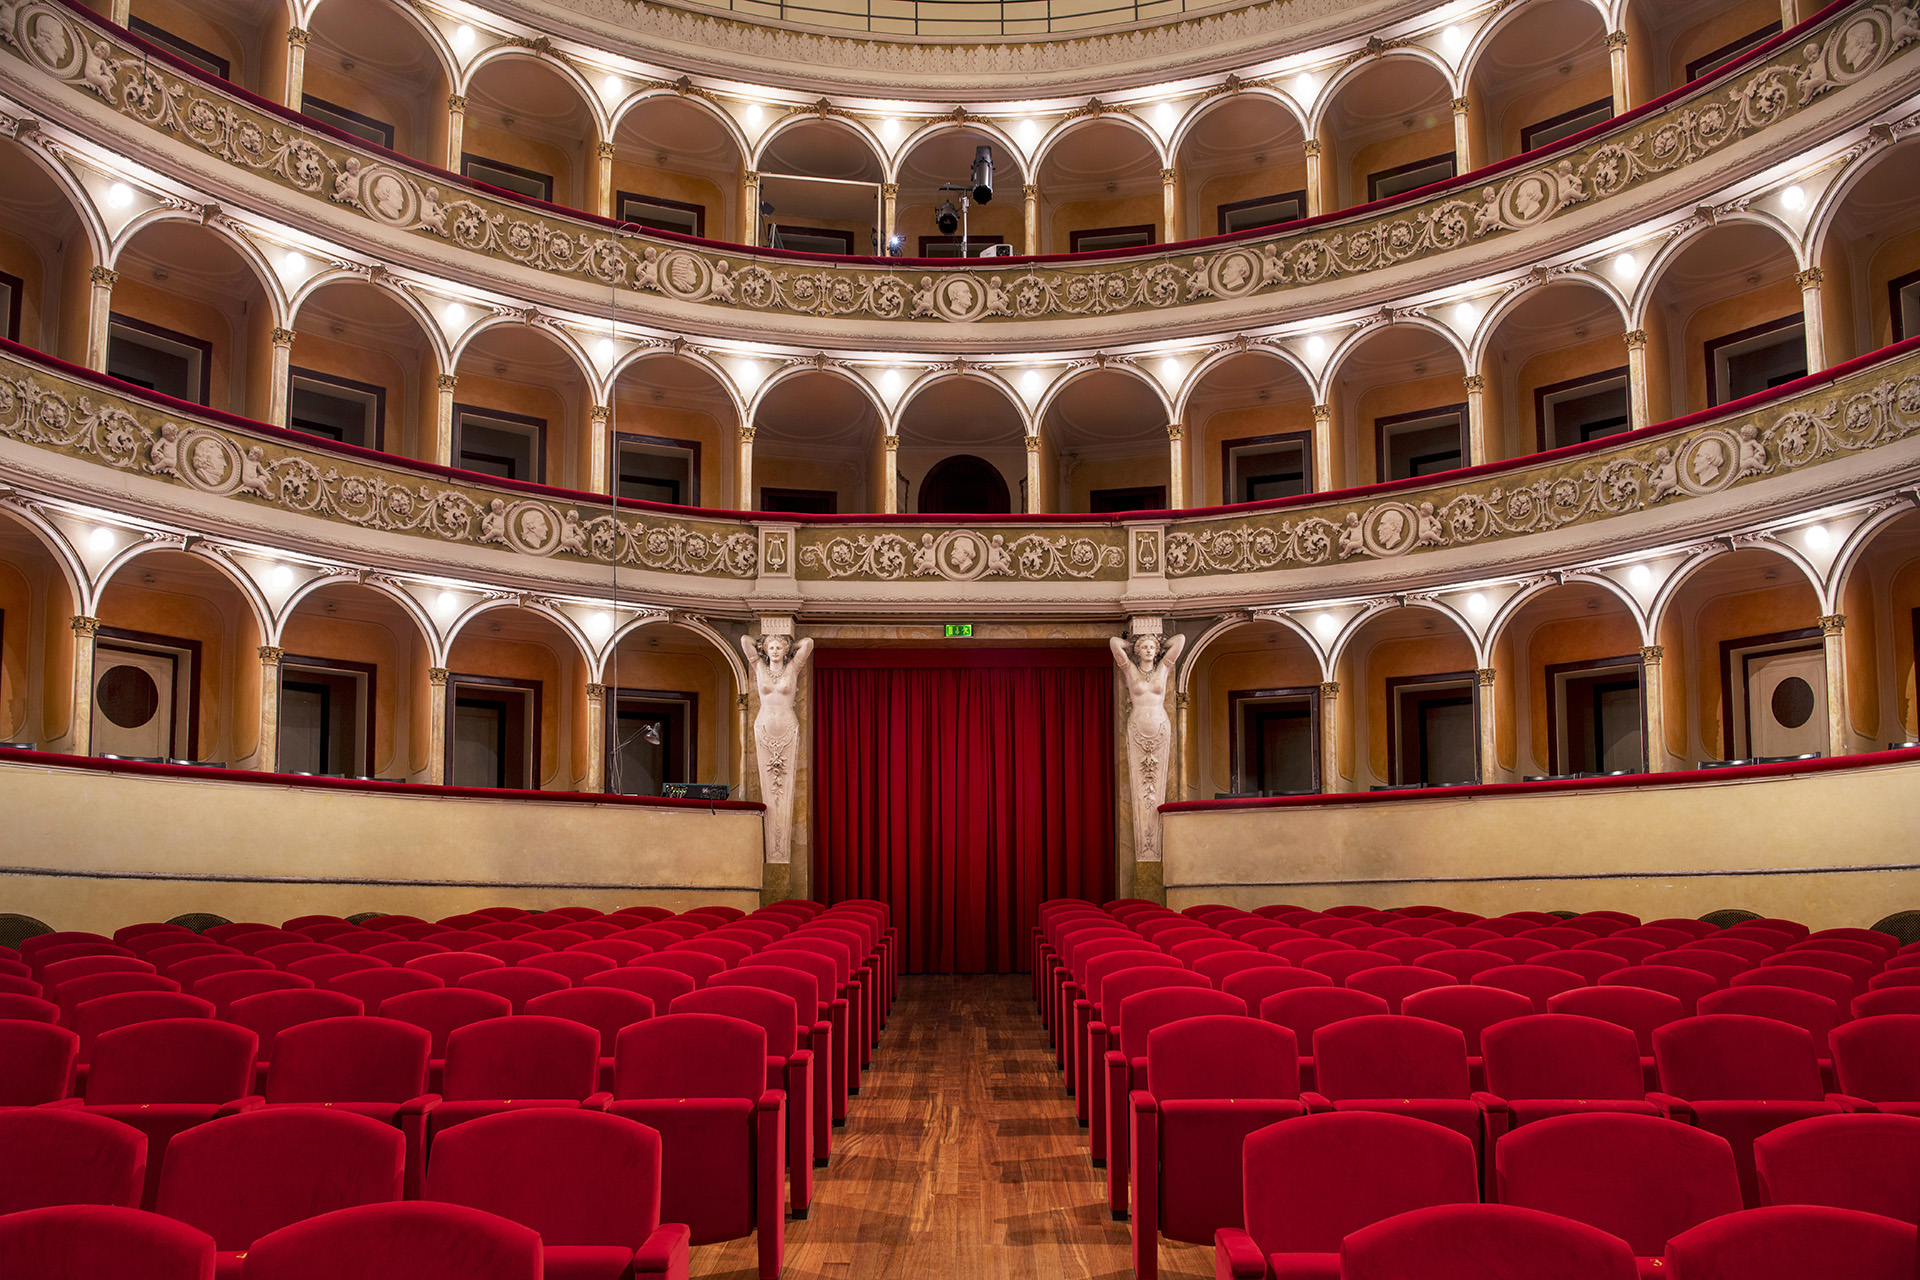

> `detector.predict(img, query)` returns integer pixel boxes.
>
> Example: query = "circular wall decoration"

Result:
[97,664,160,729]
[1770,676,1816,729]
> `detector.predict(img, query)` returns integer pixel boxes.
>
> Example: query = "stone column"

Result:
[109,0,129,25]
[1022,183,1039,255]
[1821,614,1848,758]
[1640,644,1667,773]
[1798,268,1827,372]
[881,183,898,249]
[594,142,616,219]
[588,405,612,494]
[434,375,458,467]
[428,667,450,785]
[268,328,296,429]
[1165,423,1186,509]
[86,267,117,372]
[1171,691,1190,803]
[881,434,900,513]
[1780,0,1799,29]
[742,171,760,247]
[283,28,308,109]
[69,616,100,757]
[1607,30,1632,113]
[1024,434,1041,513]
[1451,96,1473,174]
[584,682,607,792]
[734,692,749,805]
[445,95,467,172]
[738,425,755,509]
[1303,140,1324,216]
[1311,403,1332,492]
[1160,168,1179,244]
[257,646,284,771]
[1464,374,1489,466]
[1476,667,1498,783]
[1625,329,1651,430]
[1318,680,1340,793]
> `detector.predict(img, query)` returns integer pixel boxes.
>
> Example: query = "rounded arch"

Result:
[457,47,611,139]
[1806,136,1920,263]
[448,316,597,389]
[1030,109,1170,176]
[1456,0,1612,98]
[1486,572,1651,654]
[610,89,751,160]
[1646,539,1826,638]
[106,211,289,330]
[1321,317,1471,394]
[1176,611,1327,694]
[749,111,887,176]
[1471,271,1630,367]
[93,542,273,641]
[1167,87,1309,163]
[301,0,460,137]
[289,273,453,377]
[896,368,1031,432]
[889,118,1028,186]
[8,138,109,272]
[1630,214,1807,327]
[1173,344,1315,421]
[0,502,88,623]
[1325,597,1481,673]
[1831,498,1920,605]
[1032,360,1173,425]
[916,455,1011,514]
[276,572,437,651]
[609,613,749,692]
[746,360,888,425]
[441,596,594,671]
[1308,48,1461,136]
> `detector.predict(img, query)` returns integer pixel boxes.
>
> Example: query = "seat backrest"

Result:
[1191,952,1288,987]
[242,1200,543,1280]
[53,971,179,1020]
[0,993,59,1024]
[456,967,570,1013]
[1114,987,1245,1059]
[1346,965,1456,1013]
[1829,1014,1920,1102]
[1482,1014,1646,1100]
[1420,949,1514,982]
[523,987,655,1047]
[0,1203,216,1280]
[1663,1205,1917,1280]
[0,1107,147,1212]
[1370,937,1452,963]
[1472,965,1586,1011]
[1853,988,1920,1019]
[1143,1014,1297,1101]
[193,970,313,1014]
[424,1108,665,1247]
[1753,1112,1920,1225]
[1734,965,1856,1008]
[612,1011,767,1101]
[264,1017,430,1104]
[676,938,754,967]
[0,1018,78,1104]
[1342,1203,1637,1280]
[1313,1014,1471,1101]
[1329,927,1403,948]
[1402,985,1535,1055]
[1303,951,1397,983]
[1258,988,1391,1054]
[42,955,157,988]
[1168,938,1255,968]
[1497,1111,1743,1256]
[518,952,616,984]
[1697,986,1840,1058]
[1532,951,1628,982]
[228,989,364,1056]
[156,1107,403,1250]
[1220,966,1331,1015]
[1647,949,1748,985]
[329,968,444,1013]
[284,954,389,986]
[570,940,651,965]
[467,941,551,965]
[1600,965,1718,1016]
[1653,1014,1826,1101]
[1082,951,1182,1004]
[376,988,512,1057]
[442,1016,600,1100]
[165,954,271,987]
[405,954,506,984]
[1242,1111,1478,1255]
[73,991,214,1062]
[1548,986,1687,1054]
[671,986,801,1057]
[1095,966,1210,1023]
[631,951,727,988]
[86,1018,257,1104]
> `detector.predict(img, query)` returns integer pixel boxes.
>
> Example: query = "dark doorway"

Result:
[918,455,1012,514]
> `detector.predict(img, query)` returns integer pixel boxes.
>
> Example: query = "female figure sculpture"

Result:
[1110,630,1186,861]
[741,632,814,864]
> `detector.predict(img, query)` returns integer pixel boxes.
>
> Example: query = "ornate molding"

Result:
[1821,612,1847,633]
[88,266,116,288]
[258,645,284,663]
[70,614,99,635]
[1640,644,1665,663]
[798,527,1127,582]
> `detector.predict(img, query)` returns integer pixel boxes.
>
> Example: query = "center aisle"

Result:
[690,973,1212,1279]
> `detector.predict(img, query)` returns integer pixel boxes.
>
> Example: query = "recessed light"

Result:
[88,527,116,553]
[453,25,476,50]
[1803,524,1830,550]
[282,251,306,275]
[443,303,467,329]
[1629,564,1652,589]
[1305,334,1327,359]
[107,183,134,209]
[1612,252,1636,275]
[1781,185,1806,211]
[1314,612,1338,637]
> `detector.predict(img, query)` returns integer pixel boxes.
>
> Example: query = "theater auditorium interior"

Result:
[3,0,1920,1274]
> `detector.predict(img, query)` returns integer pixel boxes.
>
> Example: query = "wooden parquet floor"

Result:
[689,973,1212,1280]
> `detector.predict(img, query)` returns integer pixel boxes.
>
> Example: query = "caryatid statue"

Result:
[741,630,814,865]
[1111,627,1186,862]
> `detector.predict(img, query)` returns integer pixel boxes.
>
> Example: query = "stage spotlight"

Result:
[971,145,994,204]
[936,200,960,234]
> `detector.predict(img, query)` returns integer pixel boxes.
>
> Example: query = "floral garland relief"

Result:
[1,0,1915,323]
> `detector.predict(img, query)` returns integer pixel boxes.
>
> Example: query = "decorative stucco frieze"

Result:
[796,527,1128,582]
[2,0,1914,325]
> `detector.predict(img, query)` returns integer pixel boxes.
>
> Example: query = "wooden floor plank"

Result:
[689,973,1211,1279]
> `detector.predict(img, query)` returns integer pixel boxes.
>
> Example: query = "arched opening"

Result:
[610,97,744,243]
[108,221,271,418]
[607,354,739,508]
[1329,326,1470,486]
[1466,0,1613,167]
[276,581,430,779]
[750,371,882,513]
[126,0,280,98]
[894,127,1025,258]
[0,511,79,750]
[288,280,441,463]
[1175,96,1309,235]
[1620,0,1785,104]
[1834,509,1920,752]
[1817,139,1920,361]
[1337,604,1481,789]
[601,622,740,796]
[1641,222,1803,421]
[1038,369,1170,513]
[1494,582,1646,779]
[1190,619,1323,798]
[302,0,450,167]
[1318,57,1455,213]
[896,377,1026,513]
[1479,281,1629,460]
[461,57,597,213]
[444,606,587,790]
[1183,351,1316,503]
[450,324,590,488]
[93,550,264,766]
[755,119,885,255]
[1035,119,1163,253]
[0,138,88,361]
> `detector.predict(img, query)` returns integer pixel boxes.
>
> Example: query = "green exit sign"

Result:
[944,623,974,638]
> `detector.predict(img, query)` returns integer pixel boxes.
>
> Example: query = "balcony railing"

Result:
[662,0,1242,37]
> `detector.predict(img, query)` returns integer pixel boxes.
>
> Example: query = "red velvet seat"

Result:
[117,923,195,948]
[1753,1112,1920,1225]
[41,954,157,991]
[673,985,815,1216]
[1267,938,1354,964]
[525,986,656,1093]
[227,989,362,1081]
[1518,927,1597,948]
[377,988,512,1093]
[252,943,345,970]
[709,962,837,1166]
[362,941,449,966]
[0,972,43,998]
[0,1203,215,1280]
[149,944,243,976]
[406,953,505,984]
[1602,965,1719,1016]
[1699,986,1841,1086]
[589,964,699,1005]
[1257,987,1390,1092]
[712,956,846,1131]
[1214,1111,1477,1280]
[1102,981,1237,1202]
[0,1017,78,1102]
[468,940,551,966]
[1368,936,1451,964]
[72,991,214,1067]
[1662,1205,1916,1280]
[1532,950,1627,983]
[52,972,180,1023]
[610,1013,785,1279]
[1853,988,1920,1018]
[1342,1202,1636,1280]
[424,1109,690,1280]
[432,1015,605,1134]
[1481,1014,1657,1127]
[1419,948,1513,982]
[1479,937,1556,962]
[1346,964,1455,1014]
[1550,986,1687,1092]
[1733,965,1856,1009]
[1578,938,1666,964]
[156,1107,403,1280]
[327,967,441,1012]
[570,940,652,965]
[1652,1014,1861,1206]
[1220,966,1331,1016]
[1473,964,1586,1011]
[520,929,593,952]
[521,952,617,985]
[1806,927,1897,955]
[1619,924,1707,945]
[164,955,267,988]
[1074,951,1182,1117]
[1427,927,1502,948]
[1188,951,1281,989]
[1301,951,1395,984]
[1829,1013,1920,1115]
[262,1017,436,1197]
[80,1018,259,1207]
[1682,937,1775,964]
[0,993,61,1023]
[1402,986,1533,1091]
[457,966,570,1013]
[282,954,387,986]
[229,932,308,957]
[473,922,540,941]
[633,950,728,990]
[1497,1111,1742,1276]
[760,941,861,1095]
[191,971,313,1017]
[0,1108,146,1212]
[1647,949,1749,988]
[242,1200,541,1280]
[1128,1015,1308,1280]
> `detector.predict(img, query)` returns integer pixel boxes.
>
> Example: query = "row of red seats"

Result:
[2,896,898,1279]
[1035,898,1920,1279]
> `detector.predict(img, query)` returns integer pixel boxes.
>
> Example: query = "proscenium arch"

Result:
[288,272,454,374]
[105,210,291,331]
[1172,344,1316,423]
[456,47,613,140]
[609,89,753,161]
[1166,87,1310,165]
[1628,214,1808,327]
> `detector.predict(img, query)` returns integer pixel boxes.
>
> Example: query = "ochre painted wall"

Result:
[1343,117,1453,211]
[1516,609,1642,773]
[448,369,575,489]
[1504,333,1630,457]
[278,609,412,778]
[94,567,260,765]
[1048,193,1161,255]
[105,275,248,415]
[1687,575,1820,760]
[1663,0,1782,97]
[610,160,731,241]
[444,629,576,788]
[1349,370,1470,485]
[1068,453,1168,513]
[1677,276,1801,414]
[0,228,50,353]
[1195,397,1316,505]
[1196,642,1321,797]
[1360,630,1476,784]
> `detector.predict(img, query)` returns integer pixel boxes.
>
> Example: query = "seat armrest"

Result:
[217,1095,266,1117]
[1214,1227,1269,1280]
[583,1091,613,1111]
[791,1049,813,1070]
[38,1097,84,1109]
[398,1093,441,1117]
[633,1222,691,1280]
[1828,1093,1880,1112]
[1469,1091,1511,1114]
[1647,1091,1696,1124]
[1300,1091,1333,1113]
[756,1088,786,1114]
[1129,1088,1158,1117]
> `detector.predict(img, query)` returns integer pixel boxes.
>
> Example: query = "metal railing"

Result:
[657,0,1245,37]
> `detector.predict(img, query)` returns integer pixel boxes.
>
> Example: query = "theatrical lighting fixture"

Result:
[936,200,960,235]
[971,146,995,203]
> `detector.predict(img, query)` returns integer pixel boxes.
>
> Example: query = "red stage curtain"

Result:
[812,649,1114,974]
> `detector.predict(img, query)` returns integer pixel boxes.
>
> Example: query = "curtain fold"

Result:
[812,650,1115,974]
